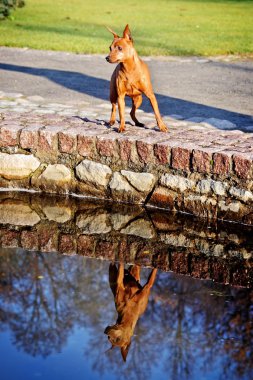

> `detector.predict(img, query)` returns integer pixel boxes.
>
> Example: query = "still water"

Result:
[0,247,252,380]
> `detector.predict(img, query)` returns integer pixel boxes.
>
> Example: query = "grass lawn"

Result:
[0,0,252,56]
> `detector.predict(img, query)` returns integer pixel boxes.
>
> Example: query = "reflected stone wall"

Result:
[0,192,252,287]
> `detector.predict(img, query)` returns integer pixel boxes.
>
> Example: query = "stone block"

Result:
[196,179,211,194]
[183,195,217,219]
[76,181,108,198]
[119,139,132,162]
[111,209,141,231]
[38,125,64,155]
[97,134,119,158]
[170,252,189,274]
[1,230,19,248]
[118,239,131,261]
[160,173,195,193]
[76,159,112,188]
[213,152,231,176]
[77,235,95,256]
[231,266,252,287]
[0,124,23,147]
[121,170,156,193]
[59,234,76,254]
[149,212,179,232]
[211,180,228,196]
[0,153,40,179]
[192,149,212,173]
[233,155,252,179]
[58,130,77,153]
[20,125,41,149]
[121,218,156,239]
[154,141,171,165]
[0,201,40,226]
[43,205,72,223]
[76,210,111,234]
[21,230,39,251]
[211,259,230,284]
[190,256,210,279]
[32,164,73,193]
[147,186,178,210]
[38,225,58,252]
[171,147,191,171]
[217,200,252,223]
[109,172,143,203]
[77,134,96,158]
[95,241,116,260]
[136,140,154,164]
[229,187,253,203]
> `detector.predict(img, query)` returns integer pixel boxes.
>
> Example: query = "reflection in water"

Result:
[0,248,252,380]
[105,263,157,361]
[0,192,252,288]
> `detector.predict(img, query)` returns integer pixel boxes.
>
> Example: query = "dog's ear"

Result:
[121,341,131,362]
[123,24,133,42]
[106,26,119,39]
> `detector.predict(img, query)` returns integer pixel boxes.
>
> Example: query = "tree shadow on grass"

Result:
[0,62,252,129]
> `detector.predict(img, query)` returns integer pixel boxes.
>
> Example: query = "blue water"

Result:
[0,248,252,380]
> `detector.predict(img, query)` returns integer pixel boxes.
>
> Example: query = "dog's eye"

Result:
[118,46,122,51]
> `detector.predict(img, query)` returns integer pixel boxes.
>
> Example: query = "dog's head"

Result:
[106,24,134,64]
[104,324,131,361]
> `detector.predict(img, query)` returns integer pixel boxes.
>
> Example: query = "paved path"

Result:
[0,47,253,130]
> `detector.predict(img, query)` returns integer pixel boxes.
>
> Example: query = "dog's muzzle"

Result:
[105,56,110,62]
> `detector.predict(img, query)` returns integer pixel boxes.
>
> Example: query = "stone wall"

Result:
[0,192,252,287]
[0,111,253,224]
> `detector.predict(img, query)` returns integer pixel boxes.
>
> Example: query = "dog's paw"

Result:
[109,120,116,127]
[158,123,168,132]
[135,122,145,128]
[118,125,126,133]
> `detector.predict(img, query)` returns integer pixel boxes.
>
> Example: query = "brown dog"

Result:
[106,25,168,133]
[104,262,157,361]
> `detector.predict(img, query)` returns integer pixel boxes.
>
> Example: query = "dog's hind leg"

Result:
[109,72,118,126]
[130,95,144,127]
[109,263,118,297]
[109,102,117,126]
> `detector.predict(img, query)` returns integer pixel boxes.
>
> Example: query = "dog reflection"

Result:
[104,262,157,361]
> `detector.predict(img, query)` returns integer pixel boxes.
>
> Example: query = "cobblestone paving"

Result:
[0,90,253,134]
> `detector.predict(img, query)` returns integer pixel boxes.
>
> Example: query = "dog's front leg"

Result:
[118,94,126,133]
[117,262,125,287]
[146,92,168,132]
[146,268,157,289]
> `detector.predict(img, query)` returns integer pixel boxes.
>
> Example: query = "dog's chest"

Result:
[125,81,141,96]
[117,72,142,96]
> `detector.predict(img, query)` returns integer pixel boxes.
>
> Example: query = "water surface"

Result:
[0,247,252,380]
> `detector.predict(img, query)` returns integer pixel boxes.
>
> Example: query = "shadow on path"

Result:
[0,63,252,128]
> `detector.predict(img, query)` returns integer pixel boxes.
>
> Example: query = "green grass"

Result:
[0,0,253,56]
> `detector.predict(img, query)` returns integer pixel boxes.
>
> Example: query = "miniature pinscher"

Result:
[104,262,157,362]
[106,25,168,133]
